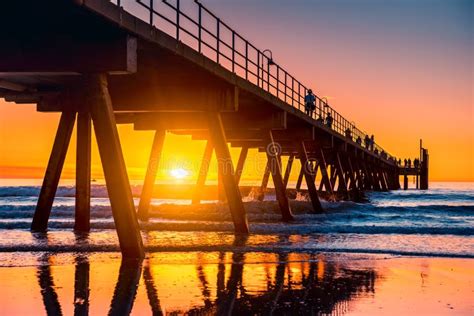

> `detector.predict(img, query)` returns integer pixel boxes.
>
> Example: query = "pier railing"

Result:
[111,0,395,161]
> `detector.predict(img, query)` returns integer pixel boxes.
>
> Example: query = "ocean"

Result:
[0,180,472,259]
[0,180,473,315]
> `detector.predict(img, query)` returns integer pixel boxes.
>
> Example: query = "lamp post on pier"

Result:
[262,49,275,90]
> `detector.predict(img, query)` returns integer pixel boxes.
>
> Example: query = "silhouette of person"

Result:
[304,89,316,117]
[370,135,375,151]
[345,128,352,140]
[408,158,412,168]
[414,158,419,169]
[325,112,333,129]
[356,136,362,145]
[364,135,370,149]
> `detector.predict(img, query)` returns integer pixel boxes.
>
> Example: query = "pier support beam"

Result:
[258,160,271,201]
[283,154,294,188]
[316,149,333,194]
[88,74,144,258]
[381,170,390,191]
[32,111,76,231]
[137,130,166,220]
[208,112,249,233]
[420,148,429,190]
[362,161,375,190]
[192,141,213,205]
[344,154,360,198]
[75,111,92,232]
[368,164,382,191]
[351,159,364,190]
[295,165,304,191]
[379,168,388,191]
[403,174,408,190]
[267,131,294,221]
[335,153,349,198]
[235,146,248,185]
[297,141,323,213]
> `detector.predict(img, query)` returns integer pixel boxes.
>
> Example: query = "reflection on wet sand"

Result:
[35,236,377,315]
[74,255,89,316]
[37,254,62,316]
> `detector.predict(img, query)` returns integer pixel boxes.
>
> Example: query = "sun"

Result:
[170,168,189,179]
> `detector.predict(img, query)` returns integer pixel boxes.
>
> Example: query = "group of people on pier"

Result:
[305,89,379,154]
[305,89,334,128]
[398,158,420,169]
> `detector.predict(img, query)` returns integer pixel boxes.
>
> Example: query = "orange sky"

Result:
[0,0,472,182]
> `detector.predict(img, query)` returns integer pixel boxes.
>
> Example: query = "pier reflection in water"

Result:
[33,237,376,315]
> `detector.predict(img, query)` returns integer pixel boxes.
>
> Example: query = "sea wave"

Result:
[0,220,472,236]
[0,185,140,198]
[0,243,472,259]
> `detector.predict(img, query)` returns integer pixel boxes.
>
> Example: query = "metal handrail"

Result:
[113,0,396,163]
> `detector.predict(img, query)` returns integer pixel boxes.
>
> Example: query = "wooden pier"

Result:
[0,0,429,257]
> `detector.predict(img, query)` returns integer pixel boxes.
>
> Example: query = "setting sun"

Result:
[169,168,189,179]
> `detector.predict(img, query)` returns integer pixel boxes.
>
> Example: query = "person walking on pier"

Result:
[345,128,352,140]
[370,135,375,151]
[414,158,420,169]
[304,89,316,117]
[364,135,370,149]
[356,136,362,145]
[408,158,412,168]
[325,112,333,129]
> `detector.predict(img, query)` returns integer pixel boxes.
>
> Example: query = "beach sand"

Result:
[0,251,472,315]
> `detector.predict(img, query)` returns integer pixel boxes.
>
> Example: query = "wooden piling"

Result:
[208,112,249,233]
[348,156,366,191]
[87,74,144,258]
[403,174,408,190]
[259,159,271,201]
[267,131,294,221]
[75,111,91,232]
[330,164,338,191]
[295,165,303,191]
[192,141,213,205]
[297,141,323,213]
[217,170,226,202]
[345,154,359,193]
[316,149,333,194]
[137,130,166,220]
[379,168,388,191]
[235,146,248,185]
[368,164,382,191]
[335,153,349,198]
[420,148,429,190]
[31,111,76,231]
[283,154,294,188]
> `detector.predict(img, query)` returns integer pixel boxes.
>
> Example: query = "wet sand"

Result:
[0,251,472,315]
